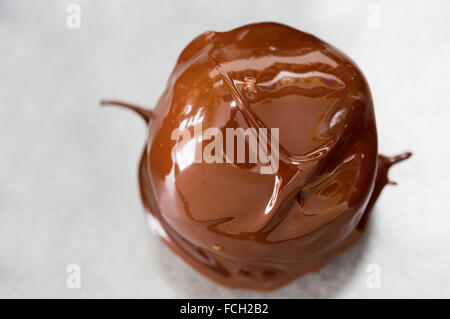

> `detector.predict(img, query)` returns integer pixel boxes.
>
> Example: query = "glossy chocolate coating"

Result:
[104,22,411,291]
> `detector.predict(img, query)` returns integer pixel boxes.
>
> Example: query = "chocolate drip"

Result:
[357,152,412,231]
[101,99,154,122]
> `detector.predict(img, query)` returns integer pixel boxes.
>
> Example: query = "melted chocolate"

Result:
[102,22,411,291]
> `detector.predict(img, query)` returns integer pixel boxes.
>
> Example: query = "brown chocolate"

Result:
[102,22,411,291]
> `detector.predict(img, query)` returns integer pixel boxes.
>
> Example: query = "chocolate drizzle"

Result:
[104,22,411,291]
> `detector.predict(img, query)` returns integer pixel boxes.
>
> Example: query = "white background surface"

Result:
[1,0,449,298]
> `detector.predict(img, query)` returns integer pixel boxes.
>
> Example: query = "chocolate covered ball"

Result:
[103,22,410,291]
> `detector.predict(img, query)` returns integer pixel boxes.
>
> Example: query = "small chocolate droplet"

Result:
[239,268,251,277]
